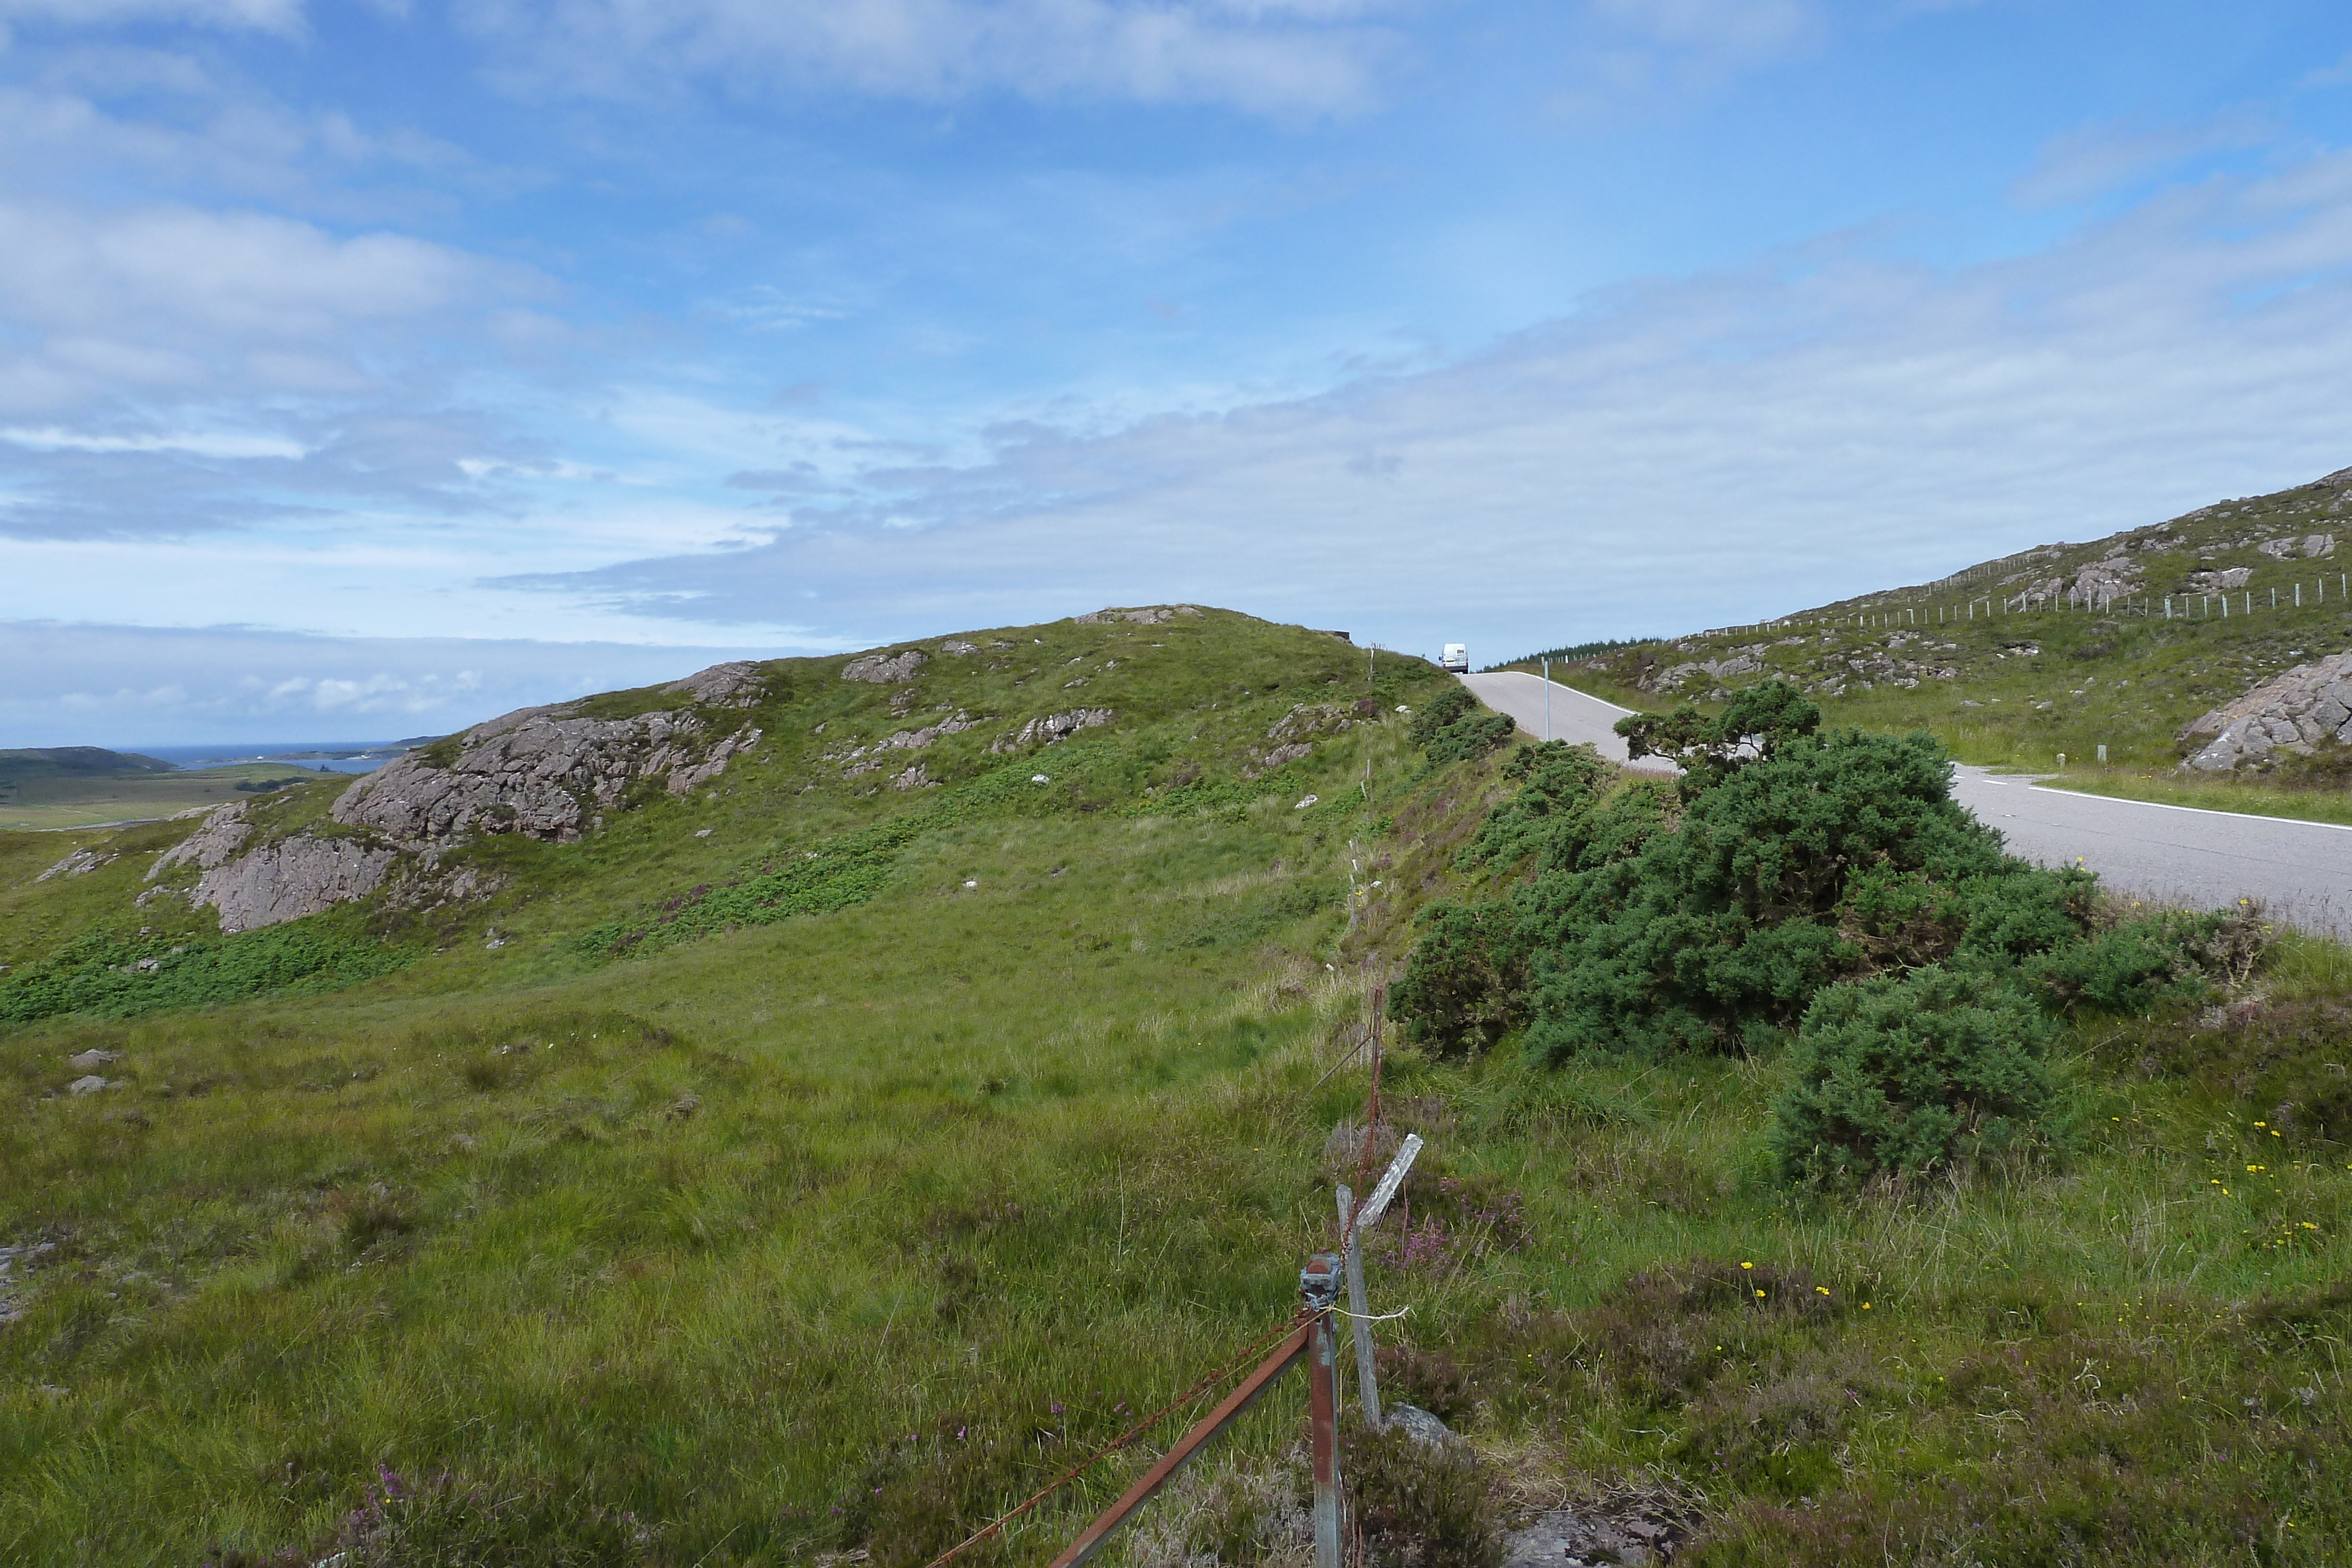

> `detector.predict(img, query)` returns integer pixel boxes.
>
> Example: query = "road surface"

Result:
[1461,670,2352,935]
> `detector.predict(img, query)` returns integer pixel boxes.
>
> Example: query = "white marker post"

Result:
[1338,1132,1423,1428]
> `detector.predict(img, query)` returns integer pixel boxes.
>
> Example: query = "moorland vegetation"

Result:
[1,608,2347,1566]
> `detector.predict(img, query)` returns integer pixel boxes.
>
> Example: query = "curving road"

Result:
[1461,670,2352,935]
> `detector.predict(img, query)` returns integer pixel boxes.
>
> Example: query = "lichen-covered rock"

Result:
[2180,648,2352,771]
[1074,606,1201,625]
[192,833,397,933]
[990,708,1114,753]
[2259,533,2337,560]
[2184,566,2253,593]
[147,803,253,880]
[35,848,115,882]
[842,649,928,683]
[663,661,767,707]
[333,704,760,848]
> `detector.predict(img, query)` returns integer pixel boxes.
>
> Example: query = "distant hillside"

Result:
[0,745,177,782]
[1516,463,2352,774]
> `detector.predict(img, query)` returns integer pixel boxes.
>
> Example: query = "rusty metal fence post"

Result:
[1301,1252,1343,1568]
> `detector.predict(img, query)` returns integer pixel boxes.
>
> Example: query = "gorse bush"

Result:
[1769,965,2060,1186]
[1406,685,1515,768]
[1392,684,2102,1059]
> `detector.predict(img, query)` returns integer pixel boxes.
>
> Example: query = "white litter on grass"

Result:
[963,880,978,889]
[1031,774,1051,784]
[1295,795,1318,809]
[694,827,713,838]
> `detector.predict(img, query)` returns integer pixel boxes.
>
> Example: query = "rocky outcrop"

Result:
[1243,703,1354,777]
[2180,649,2352,771]
[991,708,1114,753]
[831,712,981,779]
[148,803,254,879]
[332,701,761,848]
[1074,606,1201,625]
[2184,566,2253,593]
[145,802,396,931]
[36,848,115,881]
[663,661,767,707]
[842,649,928,683]
[2260,533,2336,560]
[193,833,397,934]
[2072,546,2141,600]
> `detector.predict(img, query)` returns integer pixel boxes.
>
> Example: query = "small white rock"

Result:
[68,1075,109,1095]
[1031,774,1051,784]
[1294,795,1319,810]
[963,879,978,889]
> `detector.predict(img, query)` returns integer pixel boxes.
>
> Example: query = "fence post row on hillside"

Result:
[1695,570,2352,641]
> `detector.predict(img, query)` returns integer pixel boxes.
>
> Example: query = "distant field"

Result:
[0,763,332,831]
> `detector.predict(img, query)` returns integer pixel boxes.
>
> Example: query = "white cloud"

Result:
[1,424,306,457]
[459,0,1402,115]
[2012,111,2276,209]
[1550,0,1825,116]
[509,148,2352,661]
[0,198,536,445]
[0,620,803,744]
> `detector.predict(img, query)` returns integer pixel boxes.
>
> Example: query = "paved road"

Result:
[1461,670,2352,935]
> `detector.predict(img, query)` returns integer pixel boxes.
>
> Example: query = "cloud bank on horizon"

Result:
[4,0,2351,743]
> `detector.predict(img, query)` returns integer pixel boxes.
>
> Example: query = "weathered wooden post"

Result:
[1335,1185,1380,1426]
[1301,1251,1343,1568]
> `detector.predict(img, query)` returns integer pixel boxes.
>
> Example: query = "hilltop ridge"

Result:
[1519,462,2352,776]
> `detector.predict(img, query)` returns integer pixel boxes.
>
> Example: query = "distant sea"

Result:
[131,741,419,776]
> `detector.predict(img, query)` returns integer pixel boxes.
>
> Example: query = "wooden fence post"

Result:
[1335,1186,1381,1427]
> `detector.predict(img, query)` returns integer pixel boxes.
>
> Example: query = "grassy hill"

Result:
[1507,464,2352,815]
[3,606,2350,1566]
[0,747,326,832]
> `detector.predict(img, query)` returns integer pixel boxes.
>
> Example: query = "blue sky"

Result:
[5,0,2352,743]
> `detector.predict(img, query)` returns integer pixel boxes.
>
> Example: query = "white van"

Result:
[1441,643,1469,673]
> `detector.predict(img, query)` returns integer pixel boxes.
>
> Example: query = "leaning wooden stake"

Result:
[1336,1185,1380,1426]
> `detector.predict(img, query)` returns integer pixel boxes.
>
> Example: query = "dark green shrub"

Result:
[1342,1415,1504,1568]
[1513,723,2091,1057]
[1407,684,1515,768]
[1770,965,2060,1187]
[1387,901,1526,1055]
[1405,686,1476,749]
[2029,907,2266,1015]
[1372,1344,1478,1424]
[1456,742,1615,872]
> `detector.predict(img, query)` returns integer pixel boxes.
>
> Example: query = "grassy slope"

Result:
[2,609,2349,1565]
[1509,469,2352,798]
[0,763,329,831]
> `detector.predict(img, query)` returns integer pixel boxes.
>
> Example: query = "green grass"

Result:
[0,761,338,831]
[3,608,2350,1566]
[1508,469,2352,820]
[2032,768,2352,827]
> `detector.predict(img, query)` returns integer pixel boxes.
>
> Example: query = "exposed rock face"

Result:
[940,640,978,655]
[663,661,767,707]
[36,848,115,881]
[193,833,397,934]
[2180,649,2352,771]
[842,649,928,683]
[2259,533,2337,559]
[2185,566,2254,593]
[1074,605,1201,625]
[830,712,981,779]
[148,803,253,879]
[333,703,761,847]
[2072,547,2141,600]
[991,708,1114,753]
[1244,703,1354,777]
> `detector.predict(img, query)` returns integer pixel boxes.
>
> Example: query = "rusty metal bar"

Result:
[1044,1323,1311,1568]
[1304,1252,1342,1568]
